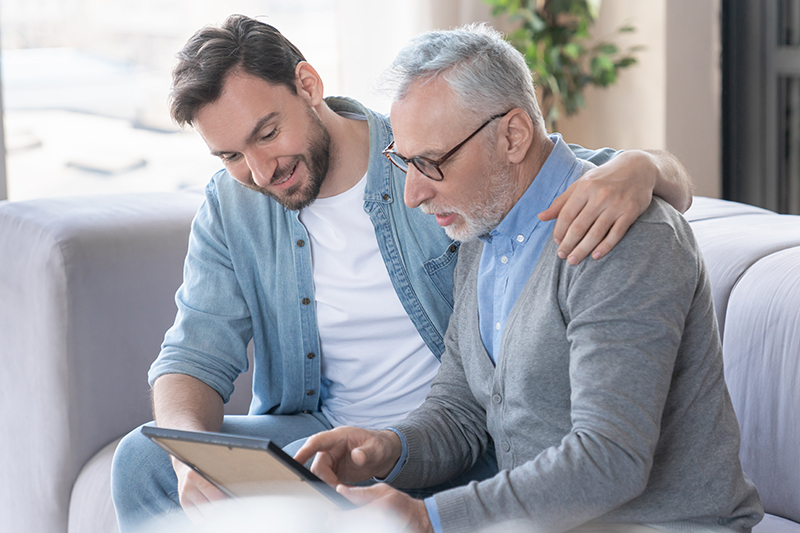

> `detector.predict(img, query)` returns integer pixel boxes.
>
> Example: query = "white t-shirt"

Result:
[299,175,440,428]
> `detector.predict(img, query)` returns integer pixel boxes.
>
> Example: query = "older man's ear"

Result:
[499,108,535,165]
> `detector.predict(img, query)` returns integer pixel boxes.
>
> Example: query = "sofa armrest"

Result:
[0,192,203,533]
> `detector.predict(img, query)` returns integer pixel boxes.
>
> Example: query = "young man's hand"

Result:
[539,149,692,265]
[294,426,403,487]
[171,457,227,522]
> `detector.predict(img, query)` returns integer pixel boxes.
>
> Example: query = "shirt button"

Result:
[306,389,315,396]
[382,194,390,201]
[448,244,458,253]
[307,352,316,359]
[296,239,305,247]
[302,410,312,414]
[492,394,502,404]
[302,298,311,305]
[500,255,509,264]
[501,441,511,452]
[517,234,524,243]
[495,322,501,330]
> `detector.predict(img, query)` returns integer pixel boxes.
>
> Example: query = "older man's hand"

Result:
[338,483,434,533]
[294,426,403,487]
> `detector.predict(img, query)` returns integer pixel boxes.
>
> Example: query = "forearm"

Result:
[152,373,224,432]
[392,362,491,489]
[640,149,694,213]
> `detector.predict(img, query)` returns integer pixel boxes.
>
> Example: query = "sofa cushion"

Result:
[68,439,121,533]
[721,247,800,525]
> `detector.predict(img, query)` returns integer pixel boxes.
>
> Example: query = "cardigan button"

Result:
[492,394,502,404]
[501,441,511,452]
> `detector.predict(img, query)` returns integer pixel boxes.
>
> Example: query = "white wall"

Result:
[556,0,721,198]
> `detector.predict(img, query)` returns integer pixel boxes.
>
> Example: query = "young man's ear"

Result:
[500,109,534,164]
[294,62,324,106]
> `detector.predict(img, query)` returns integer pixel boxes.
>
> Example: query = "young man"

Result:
[110,15,694,531]
[296,24,762,533]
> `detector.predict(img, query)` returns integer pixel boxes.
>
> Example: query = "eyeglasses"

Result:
[382,111,510,181]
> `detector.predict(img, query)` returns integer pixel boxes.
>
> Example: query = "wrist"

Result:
[376,429,403,478]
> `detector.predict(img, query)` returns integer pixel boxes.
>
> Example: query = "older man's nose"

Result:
[404,165,434,209]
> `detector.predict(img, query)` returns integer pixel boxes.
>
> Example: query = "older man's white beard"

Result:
[421,164,517,242]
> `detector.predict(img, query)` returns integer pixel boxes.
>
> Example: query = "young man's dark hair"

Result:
[170,14,305,127]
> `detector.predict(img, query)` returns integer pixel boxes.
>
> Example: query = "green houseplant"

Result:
[485,0,642,131]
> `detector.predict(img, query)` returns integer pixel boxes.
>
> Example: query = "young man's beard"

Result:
[251,108,332,211]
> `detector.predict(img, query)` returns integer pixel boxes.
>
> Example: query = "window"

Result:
[0,0,434,201]
[723,0,800,214]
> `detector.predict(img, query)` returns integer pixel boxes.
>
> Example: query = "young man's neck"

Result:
[315,102,371,199]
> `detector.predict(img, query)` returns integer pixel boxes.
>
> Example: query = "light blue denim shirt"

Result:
[148,96,617,417]
[149,97,460,415]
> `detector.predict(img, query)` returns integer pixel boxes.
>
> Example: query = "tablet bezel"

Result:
[140,425,354,510]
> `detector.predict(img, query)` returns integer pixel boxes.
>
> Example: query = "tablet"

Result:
[141,425,354,510]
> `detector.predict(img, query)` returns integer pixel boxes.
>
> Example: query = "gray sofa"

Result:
[0,193,797,532]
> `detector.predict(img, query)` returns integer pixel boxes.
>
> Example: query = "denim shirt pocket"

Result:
[423,241,460,309]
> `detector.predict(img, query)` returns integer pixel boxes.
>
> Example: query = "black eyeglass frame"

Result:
[382,110,511,181]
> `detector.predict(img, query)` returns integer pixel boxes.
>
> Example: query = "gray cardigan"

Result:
[392,199,762,532]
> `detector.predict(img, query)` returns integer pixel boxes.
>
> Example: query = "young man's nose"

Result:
[247,154,276,188]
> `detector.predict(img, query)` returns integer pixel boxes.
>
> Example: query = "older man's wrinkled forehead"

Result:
[389,76,470,158]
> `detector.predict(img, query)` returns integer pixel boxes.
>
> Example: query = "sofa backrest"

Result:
[686,197,800,524]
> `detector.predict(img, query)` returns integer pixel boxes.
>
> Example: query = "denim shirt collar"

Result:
[324,96,394,205]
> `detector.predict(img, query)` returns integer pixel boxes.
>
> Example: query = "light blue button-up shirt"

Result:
[478,134,585,362]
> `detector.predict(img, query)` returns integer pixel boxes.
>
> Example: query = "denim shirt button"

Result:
[302,298,311,305]
[296,239,305,247]
[306,389,315,396]
[306,352,316,359]
[448,244,458,253]
[382,194,390,201]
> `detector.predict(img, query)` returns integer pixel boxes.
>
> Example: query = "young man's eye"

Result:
[261,128,278,141]
[220,153,241,163]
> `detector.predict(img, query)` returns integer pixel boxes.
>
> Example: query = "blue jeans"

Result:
[111,413,332,533]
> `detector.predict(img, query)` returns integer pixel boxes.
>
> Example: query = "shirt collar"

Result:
[482,133,581,245]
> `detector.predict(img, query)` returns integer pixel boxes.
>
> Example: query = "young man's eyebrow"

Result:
[245,112,280,145]
[208,112,280,157]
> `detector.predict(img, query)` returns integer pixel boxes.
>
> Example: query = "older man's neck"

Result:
[316,103,371,199]
[516,134,555,196]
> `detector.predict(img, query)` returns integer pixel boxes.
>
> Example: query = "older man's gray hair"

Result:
[383,23,546,134]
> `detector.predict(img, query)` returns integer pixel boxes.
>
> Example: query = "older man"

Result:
[296,24,763,533]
